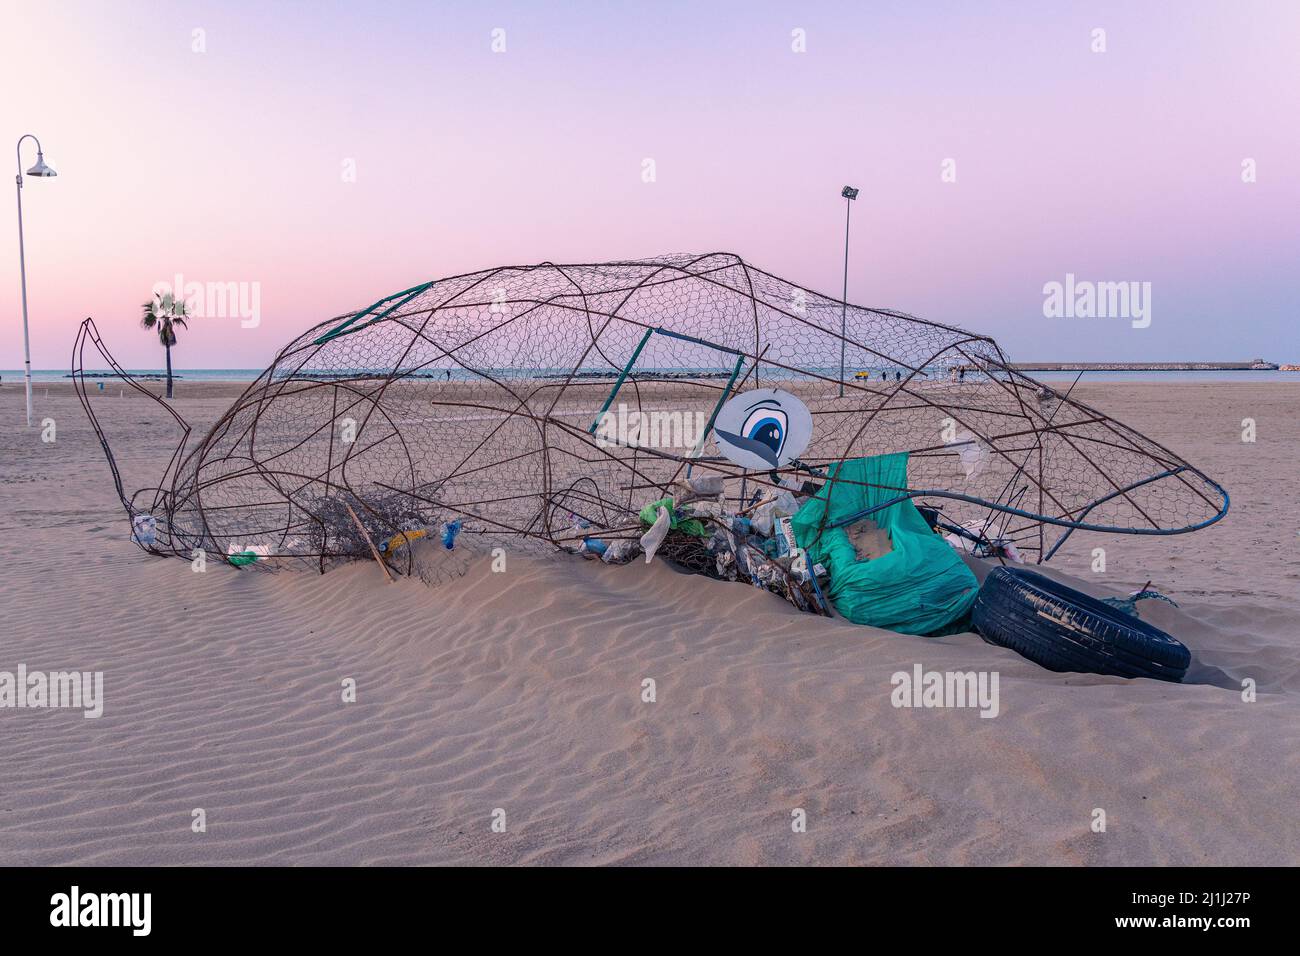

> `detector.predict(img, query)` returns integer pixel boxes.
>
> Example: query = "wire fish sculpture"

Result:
[74,253,1227,589]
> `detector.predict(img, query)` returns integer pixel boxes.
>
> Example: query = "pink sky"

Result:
[3,0,1297,370]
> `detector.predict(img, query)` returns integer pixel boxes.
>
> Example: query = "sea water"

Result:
[7,367,1298,385]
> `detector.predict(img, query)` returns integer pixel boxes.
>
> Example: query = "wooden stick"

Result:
[345,502,394,583]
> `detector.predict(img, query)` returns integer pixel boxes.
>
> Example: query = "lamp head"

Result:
[26,152,57,178]
[841,185,859,200]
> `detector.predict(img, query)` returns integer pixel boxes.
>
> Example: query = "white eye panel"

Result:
[741,406,788,458]
[711,388,814,470]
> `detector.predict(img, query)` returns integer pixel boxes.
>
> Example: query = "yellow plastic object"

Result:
[380,528,428,553]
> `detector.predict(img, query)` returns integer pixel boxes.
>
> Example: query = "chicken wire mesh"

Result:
[74,252,1227,580]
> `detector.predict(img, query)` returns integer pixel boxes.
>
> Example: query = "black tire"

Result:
[972,567,1190,682]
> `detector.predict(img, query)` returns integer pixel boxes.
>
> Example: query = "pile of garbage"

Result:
[561,471,833,616]
[559,451,1006,636]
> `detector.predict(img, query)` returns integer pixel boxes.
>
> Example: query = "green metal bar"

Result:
[651,325,743,354]
[588,327,654,433]
[313,281,435,345]
[687,352,746,459]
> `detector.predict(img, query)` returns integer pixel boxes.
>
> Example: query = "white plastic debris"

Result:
[942,519,1023,562]
[640,505,672,562]
[946,429,989,480]
[789,548,809,581]
[131,514,157,545]
[601,539,640,564]
[687,474,725,497]
[689,499,726,521]
[750,490,799,536]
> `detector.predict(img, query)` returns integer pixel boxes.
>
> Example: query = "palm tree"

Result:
[140,291,189,398]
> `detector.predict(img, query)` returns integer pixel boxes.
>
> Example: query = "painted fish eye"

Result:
[742,406,787,456]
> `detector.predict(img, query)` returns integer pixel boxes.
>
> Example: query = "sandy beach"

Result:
[1,379,1296,866]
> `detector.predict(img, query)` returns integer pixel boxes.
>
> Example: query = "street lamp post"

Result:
[15,134,58,427]
[838,185,858,398]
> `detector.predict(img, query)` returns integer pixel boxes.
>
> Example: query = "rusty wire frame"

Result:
[73,252,1228,578]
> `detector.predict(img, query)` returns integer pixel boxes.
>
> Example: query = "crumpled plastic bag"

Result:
[689,499,727,522]
[131,514,157,546]
[947,429,988,480]
[601,539,641,564]
[687,474,725,497]
[639,506,671,562]
[750,490,799,537]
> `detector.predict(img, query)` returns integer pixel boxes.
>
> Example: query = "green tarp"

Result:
[791,453,978,635]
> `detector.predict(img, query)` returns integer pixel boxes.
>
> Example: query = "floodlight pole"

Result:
[838,186,858,398]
